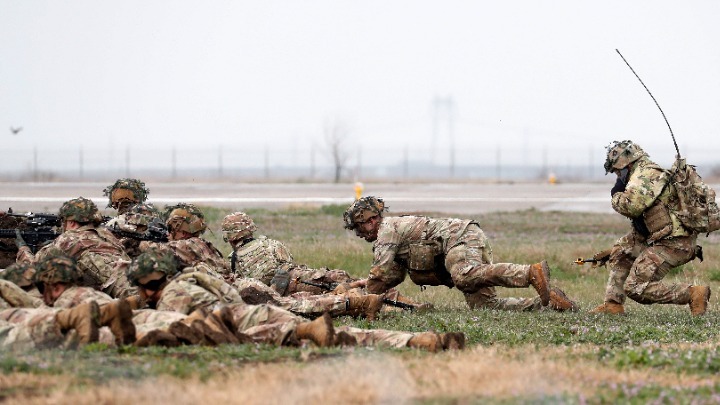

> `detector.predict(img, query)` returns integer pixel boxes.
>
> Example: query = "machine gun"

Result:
[106,222,169,243]
[0,208,61,253]
[6,208,62,228]
[296,278,417,311]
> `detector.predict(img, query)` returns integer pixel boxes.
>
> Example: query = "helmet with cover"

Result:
[103,178,150,211]
[221,212,257,243]
[34,251,81,287]
[343,196,386,230]
[126,246,179,288]
[0,262,36,288]
[58,197,104,224]
[164,203,207,236]
[604,140,647,173]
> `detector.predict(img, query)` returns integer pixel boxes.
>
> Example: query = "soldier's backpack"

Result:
[670,157,720,234]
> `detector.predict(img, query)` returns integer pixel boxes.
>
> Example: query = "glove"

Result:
[15,229,27,249]
[592,248,612,267]
[610,176,626,196]
[332,282,352,295]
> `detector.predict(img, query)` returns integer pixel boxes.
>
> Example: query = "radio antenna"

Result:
[615,49,680,157]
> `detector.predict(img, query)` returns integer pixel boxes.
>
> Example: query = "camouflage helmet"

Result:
[343,196,386,230]
[58,197,103,224]
[126,246,179,286]
[34,252,81,286]
[103,178,150,209]
[0,262,36,288]
[164,203,207,235]
[221,212,257,243]
[604,140,647,173]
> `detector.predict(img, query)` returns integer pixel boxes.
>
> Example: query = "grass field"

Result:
[3,204,720,404]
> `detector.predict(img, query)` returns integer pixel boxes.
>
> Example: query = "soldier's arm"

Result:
[611,169,667,218]
[365,244,407,293]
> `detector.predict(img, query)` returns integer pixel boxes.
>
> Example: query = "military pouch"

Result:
[270,268,291,295]
[408,240,442,271]
[643,202,673,244]
[408,269,454,288]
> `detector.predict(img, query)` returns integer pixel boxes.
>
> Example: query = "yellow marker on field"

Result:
[354,182,364,200]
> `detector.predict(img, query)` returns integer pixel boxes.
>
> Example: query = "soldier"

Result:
[126,249,464,351]
[0,262,43,308]
[33,252,136,345]
[343,196,578,312]
[15,197,136,299]
[142,203,229,278]
[105,202,167,258]
[221,212,427,312]
[103,178,150,215]
[590,140,710,315]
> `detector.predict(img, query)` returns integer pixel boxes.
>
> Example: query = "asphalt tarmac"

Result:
[0,181,616,215]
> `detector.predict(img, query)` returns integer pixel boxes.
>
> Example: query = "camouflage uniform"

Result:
[0,280,43,309]
[0,307,78,350]
[233,277,349,318]
[366,216,543,310]
[229,235,355,295]
[17,225,135,299]
[105,203,166,258]
[603,148,697,306]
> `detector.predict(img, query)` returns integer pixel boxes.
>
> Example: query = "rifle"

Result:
[574,257,602,266]
[0,229,60,253]
[6,208,62,228]
[106,223,169,243]
[297,278,417,311]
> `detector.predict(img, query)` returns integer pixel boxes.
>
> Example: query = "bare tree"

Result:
[324,119,351,183]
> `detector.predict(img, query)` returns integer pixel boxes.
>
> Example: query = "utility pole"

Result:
[432,96,455,177]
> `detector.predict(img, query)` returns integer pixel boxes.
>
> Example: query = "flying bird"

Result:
[10,127,23,135]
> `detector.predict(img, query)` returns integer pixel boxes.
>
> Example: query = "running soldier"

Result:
[344,197,577,312]
[590,140,710,315]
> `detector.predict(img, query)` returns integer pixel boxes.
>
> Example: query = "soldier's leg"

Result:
[0,280,43,308]
[335,325,464,351]
[0,304,100,349]
[625,236,696,305]
[602,232,644,305]
[286,267,357,295]
[226,303,304,345]
[463,286,540,311]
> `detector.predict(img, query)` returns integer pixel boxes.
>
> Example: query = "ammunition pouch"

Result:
[643,202,673,244]
[406,240,454,288]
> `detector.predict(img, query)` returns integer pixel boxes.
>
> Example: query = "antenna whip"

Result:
[615,49,680,157]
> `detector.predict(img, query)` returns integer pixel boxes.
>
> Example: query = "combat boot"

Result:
[125,295,146,310]
[55,301,101,344]
[211,307,253,344]
[440,332,466,351]
[407,332,442,352]
[528,261,551,306]
[334,331,357,347]
[99,298,136,345]
[296,312,335,347]
[689,285,711,316]
[168,321,205,345]
[589,302,625,315]
[347,295,384,321]
[549,287,579,312]
[200,312,241,345]
[135,330,180,347]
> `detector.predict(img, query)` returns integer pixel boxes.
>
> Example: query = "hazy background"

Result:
[1,1,719,181]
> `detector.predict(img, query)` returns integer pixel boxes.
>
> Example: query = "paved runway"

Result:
[0,181,619,215]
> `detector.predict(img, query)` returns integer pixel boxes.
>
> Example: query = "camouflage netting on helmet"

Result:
[126,247,179,285]
[604,140,647,173]
[58,197,103,224]
[34,252,80,285]
[343,196,387,230]
[103,178,150,208]
[0,262,36,288]
[164,203,207,235]
[221,211,257,242]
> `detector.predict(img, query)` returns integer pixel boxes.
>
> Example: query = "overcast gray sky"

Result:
[1,1,719,170]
